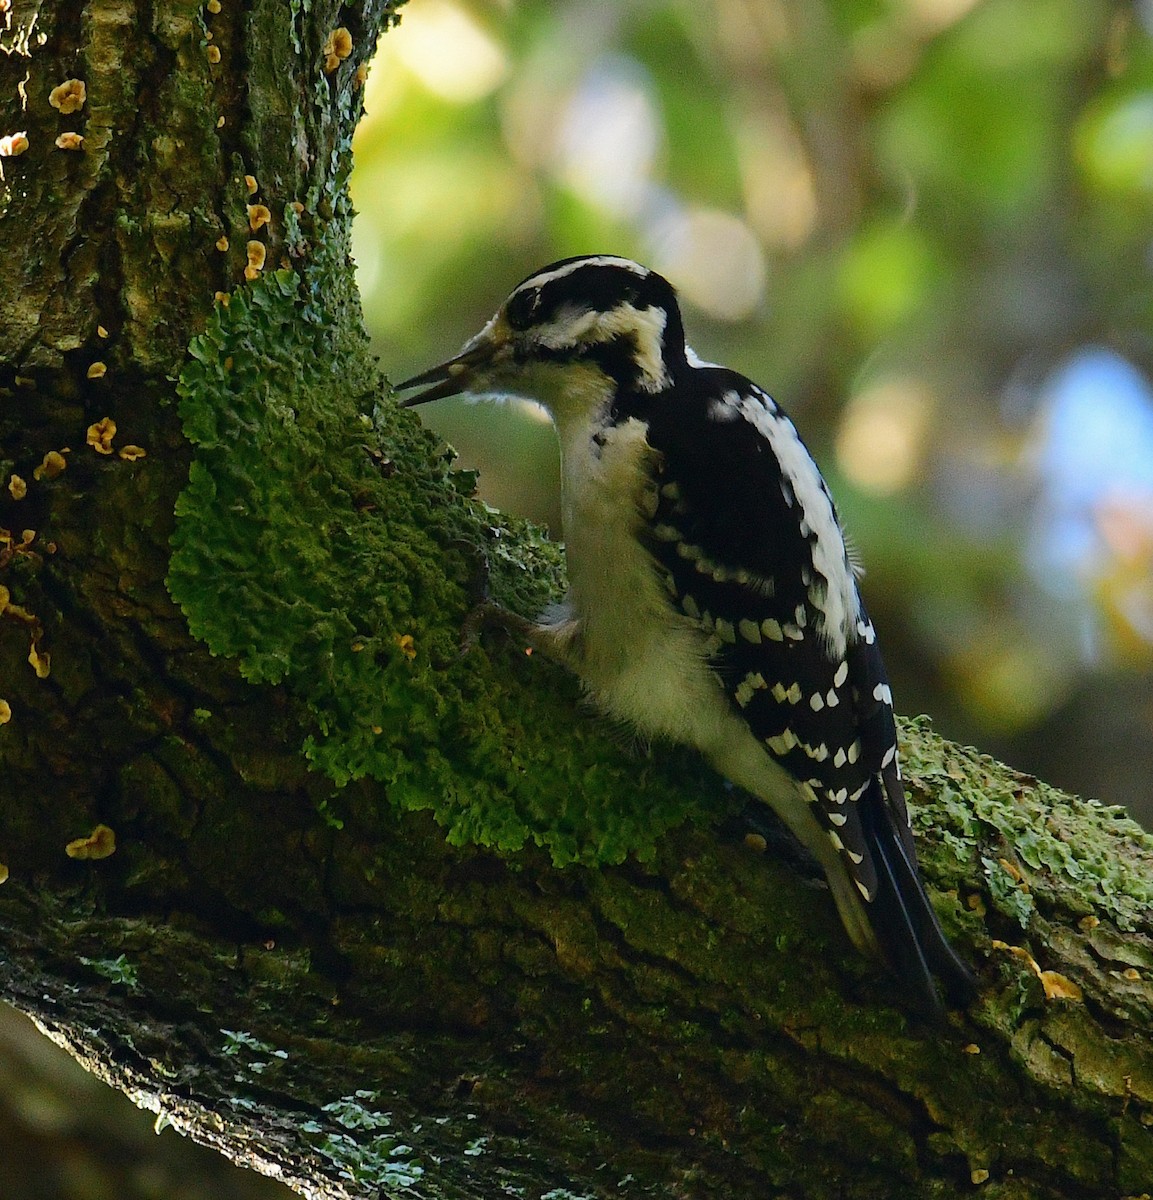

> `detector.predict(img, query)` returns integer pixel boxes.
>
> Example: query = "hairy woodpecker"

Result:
[398,254,974,1013]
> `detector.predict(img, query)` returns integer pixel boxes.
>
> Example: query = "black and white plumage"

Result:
[398,254,974,1013]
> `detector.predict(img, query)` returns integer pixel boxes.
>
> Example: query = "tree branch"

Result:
[2,4,1152,1199]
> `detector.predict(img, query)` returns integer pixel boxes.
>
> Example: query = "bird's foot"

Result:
[459,599,542,658]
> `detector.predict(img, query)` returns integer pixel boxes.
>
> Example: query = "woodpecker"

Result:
[398,254,974,1013]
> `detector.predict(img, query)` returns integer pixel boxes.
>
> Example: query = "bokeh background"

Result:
[356,0,1153,830]
[6,0,1153,1193]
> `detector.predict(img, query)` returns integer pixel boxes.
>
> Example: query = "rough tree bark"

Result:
[2,4,1153,1199]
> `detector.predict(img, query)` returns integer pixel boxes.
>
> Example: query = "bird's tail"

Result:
[858,770,976,1015]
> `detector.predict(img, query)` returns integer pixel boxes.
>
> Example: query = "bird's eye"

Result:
[505,287,541,331]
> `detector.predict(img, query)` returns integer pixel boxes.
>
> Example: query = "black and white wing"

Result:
[638,369,973,1007]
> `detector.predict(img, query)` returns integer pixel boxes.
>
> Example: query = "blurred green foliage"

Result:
[351,0,1153,822]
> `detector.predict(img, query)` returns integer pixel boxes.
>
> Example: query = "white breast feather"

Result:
[548,413,731,748]
[545,392,859,934]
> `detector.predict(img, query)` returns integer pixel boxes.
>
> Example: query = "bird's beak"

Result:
[395,326,507,407]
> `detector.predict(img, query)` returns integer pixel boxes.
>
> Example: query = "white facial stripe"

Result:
[596,303,669,391]
[734,389,860,656]
[521,256,651,291]
[534,305,600,350]
[533,301,670,392]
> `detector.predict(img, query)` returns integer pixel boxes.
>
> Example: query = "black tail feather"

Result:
[860,777,977,1015]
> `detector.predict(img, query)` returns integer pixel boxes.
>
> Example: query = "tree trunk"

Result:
[2,5,1153,1198]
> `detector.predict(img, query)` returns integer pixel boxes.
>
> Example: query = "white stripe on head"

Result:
[531,301,670,392]
[518,256,651,292]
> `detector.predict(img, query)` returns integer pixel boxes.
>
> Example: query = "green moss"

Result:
[79,954,139,991]
[299,1090,425,1189]
[900,715,1153,932]
[167,238,710,865]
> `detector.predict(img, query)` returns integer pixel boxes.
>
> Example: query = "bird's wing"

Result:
[638,371,974,1009]
[638,372,908,903]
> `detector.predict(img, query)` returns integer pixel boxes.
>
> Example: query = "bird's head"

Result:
[397,256,686,419]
